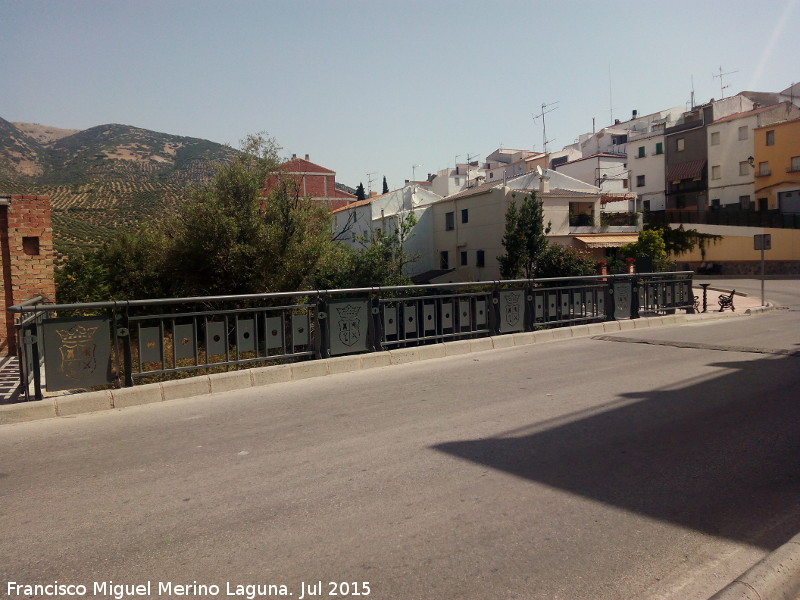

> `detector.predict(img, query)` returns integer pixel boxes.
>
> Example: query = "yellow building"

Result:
[753,117,800,213]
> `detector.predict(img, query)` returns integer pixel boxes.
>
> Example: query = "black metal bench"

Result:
[718,290,735,312]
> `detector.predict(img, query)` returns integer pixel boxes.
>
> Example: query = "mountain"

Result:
[0,118,239,261]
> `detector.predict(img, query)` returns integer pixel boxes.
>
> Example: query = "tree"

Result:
[653,224,721,260]
[55,133,342,301]
[382,176,389,194]
[498,192,548,279]
[536,245,597,279]
[316,212,419,288]
[620,229,668,270]
[355,182,366,201]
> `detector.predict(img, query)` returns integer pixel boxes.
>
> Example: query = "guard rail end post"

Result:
[316,296,329,360]
[369,296,383,353]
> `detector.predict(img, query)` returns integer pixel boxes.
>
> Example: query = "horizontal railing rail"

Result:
[7,272,694,401]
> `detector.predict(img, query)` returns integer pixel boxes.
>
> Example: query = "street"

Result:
[1,279,798,600]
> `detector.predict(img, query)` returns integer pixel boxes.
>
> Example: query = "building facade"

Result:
[753,117,800,213]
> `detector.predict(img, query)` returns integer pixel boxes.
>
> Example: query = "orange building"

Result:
[753,117,800,213]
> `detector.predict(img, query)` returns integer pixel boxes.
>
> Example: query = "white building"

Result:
[429,162,485,197]
[706,102,800,209]
[330,184,444,278]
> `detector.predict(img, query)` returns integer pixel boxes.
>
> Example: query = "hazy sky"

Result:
[3,0,798,192]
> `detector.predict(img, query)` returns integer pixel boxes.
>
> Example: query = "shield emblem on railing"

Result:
[506,296,520,327]
[337,304,361,347]
[42,317,113,391]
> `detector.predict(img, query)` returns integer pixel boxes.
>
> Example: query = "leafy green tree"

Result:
[382,176,389,194]
[653,224,721,260]
[536,245,597,278]
[316,212,419,288]
[498,192,548,279]
[620,229,668,270]
[355,182,366,201]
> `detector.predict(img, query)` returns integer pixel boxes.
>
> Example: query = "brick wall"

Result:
[0,195,56,354]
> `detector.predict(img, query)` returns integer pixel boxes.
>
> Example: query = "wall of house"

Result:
[753,118,800,211]
[707,116,756,208]
[671,224,800,274]
[628,133,667,211]
[0,195,56,354]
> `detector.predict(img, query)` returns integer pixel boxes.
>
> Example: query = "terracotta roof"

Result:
[667,160,706,182]
[278,158,335,174]
[330,194,383,213]
[600,192,637,204]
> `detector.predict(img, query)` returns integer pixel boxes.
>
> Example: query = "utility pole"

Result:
[713,66,738,99]
[533,101,559,153]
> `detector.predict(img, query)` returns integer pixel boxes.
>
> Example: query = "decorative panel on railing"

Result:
[42,317,114,391]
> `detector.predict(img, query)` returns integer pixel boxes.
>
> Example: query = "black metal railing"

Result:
[7,273,694,401]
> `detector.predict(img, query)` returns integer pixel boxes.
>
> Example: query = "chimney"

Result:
[539,174,550,194]
[632,109,638,119]
[305,154,310,161]
[614,119,621,125]
[292,154,297,159]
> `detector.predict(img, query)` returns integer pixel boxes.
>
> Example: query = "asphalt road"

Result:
[1,280,798,600]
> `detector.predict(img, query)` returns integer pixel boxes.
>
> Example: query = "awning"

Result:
[667,159,706,183]
[574,234,639,248]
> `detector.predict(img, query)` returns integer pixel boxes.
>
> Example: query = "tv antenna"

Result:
[366,172,377,195]
[713,66,738,99]
[533,101,559,153]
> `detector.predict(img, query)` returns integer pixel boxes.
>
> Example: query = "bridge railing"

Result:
[7,272,694,400]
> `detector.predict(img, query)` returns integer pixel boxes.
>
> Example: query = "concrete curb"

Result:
[0,307,772,426]
[708,533,800,600]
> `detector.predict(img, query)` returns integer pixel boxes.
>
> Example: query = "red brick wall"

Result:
[0,195,56,354]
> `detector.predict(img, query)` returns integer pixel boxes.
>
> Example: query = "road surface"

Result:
[1,280,798,600]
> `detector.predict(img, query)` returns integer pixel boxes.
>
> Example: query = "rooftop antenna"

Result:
[411,164,421,185]
[465,153,478,187]
[366,172,376,195]
[454,154,462,175]
[532,101,559,153]
[690,75,696,109]
[608,64,614,123]
[713,66,738,100]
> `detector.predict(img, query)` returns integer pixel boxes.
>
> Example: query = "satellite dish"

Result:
[536,165,543,176]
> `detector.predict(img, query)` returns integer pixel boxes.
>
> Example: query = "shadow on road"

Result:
[433,351,800,550]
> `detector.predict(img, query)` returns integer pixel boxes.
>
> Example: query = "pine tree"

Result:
[356,182,366,201]
[382,176,389,194]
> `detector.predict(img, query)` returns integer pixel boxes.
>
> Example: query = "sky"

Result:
[3,0,798,193]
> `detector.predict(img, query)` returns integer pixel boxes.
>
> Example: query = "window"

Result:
[711,198,721,208]
[676,138,685,151]
[655,142,663,155]
[711,165,721,180]
[461,208,469,224]
[22,237,40,256]
[738,126,748,140]
[476,250,485,268]
[445,211,454,230]
[440,251,449,269]
[643,200,651,211]
[790,156,800,172]
[766,130,775,146]
[759,161,770,176]
[739,161,749,176]
[758,197,768,211]
[460,251,468,266]
[636,175,645,187]
[710,131,720,146]
[622,179,629,189]
[739,195,751,209]
[638,146,645,158]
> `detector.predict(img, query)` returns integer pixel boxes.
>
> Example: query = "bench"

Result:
[718,290,735,312]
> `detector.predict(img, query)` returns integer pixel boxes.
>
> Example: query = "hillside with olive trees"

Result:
[0,117,240,261]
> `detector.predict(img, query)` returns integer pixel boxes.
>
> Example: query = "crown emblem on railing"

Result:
[56,325,99,348]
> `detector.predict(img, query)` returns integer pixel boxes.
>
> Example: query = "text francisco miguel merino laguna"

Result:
[7,580,372,599]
